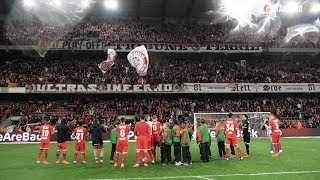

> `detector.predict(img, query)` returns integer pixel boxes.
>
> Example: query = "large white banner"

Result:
[2,83,318,93]
[183,83,320,93]
[32,41,263,53]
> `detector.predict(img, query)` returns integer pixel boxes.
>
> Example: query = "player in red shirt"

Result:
[37,119,54,164]
[73,121,88,164]
[223,113,243,160]
[269,114,281,157]
[114,118,131,168]
[145,115,155,163]
[133,116,151,168]
[151,115,161,163]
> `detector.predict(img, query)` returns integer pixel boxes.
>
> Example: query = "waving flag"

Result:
[127,45,149,76]
[98,49,117,74]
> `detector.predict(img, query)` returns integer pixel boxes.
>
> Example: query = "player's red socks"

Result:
[148,150,154,161]
[135,152,141,164]
[122,154,127,164]
[56,155,59,162]
[38,149,43,160]
[143,151,148,164]
[115,153,119,163]
[44,149,48,161]
[63,155,67,161]
[81,153,86,161]
[237,147,243,157]
[74,152,78,161]
[275,144,279,154]
[225,148,230,158]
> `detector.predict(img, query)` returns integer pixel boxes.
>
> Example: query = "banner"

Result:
[57,41,263,53]
[24,83,320,93]
[183,83,320,93]
[1,129,320,142]
[26,83,174,93]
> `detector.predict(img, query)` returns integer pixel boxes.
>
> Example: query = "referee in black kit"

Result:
[242,114,251,158]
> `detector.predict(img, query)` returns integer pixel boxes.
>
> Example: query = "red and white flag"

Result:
[98,49,117,74]
[127,45,149,76]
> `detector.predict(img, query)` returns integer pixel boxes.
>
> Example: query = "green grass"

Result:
[0,138,319,180]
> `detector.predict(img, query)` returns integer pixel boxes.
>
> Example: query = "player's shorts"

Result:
[151,136,161,147]
[136,136,148,151]
[116,142,128,153]
[57,142,68,151]
[243,133,251,144]
[40,141,50,149]
[92,144,103,150]
[271,133,280,144]
[75,143,86,152]
[225,137,238,146]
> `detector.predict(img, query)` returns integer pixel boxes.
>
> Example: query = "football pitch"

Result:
[0,138,319,180]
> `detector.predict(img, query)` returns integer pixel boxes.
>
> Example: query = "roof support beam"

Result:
[161,0,169,20]
[136,0,140,19]
[185,0,195,19]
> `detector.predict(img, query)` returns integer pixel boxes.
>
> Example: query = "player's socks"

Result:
[122,154,127,165]
[44,149,49,162]
[74,152,78,162]
[148,150,155,161]
[37,149,43,161]
[237,147,243,157]
[63,155,67,161]
[225,148,230,158]
[82,153,86,162]
[270,143,273,151]
[275,144,279,154]
[245,144,250,155]
[143,151,148,164]
[115,153,119,164]
[56,155,60,164]
[135,152,141,164]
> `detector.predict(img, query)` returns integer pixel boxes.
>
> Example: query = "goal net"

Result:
[193,112,271,139]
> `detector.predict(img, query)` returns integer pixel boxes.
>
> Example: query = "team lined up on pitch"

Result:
[36,113,282,167]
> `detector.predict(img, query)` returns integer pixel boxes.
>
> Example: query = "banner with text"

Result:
[58,41,263,53]
[25,83,320,93]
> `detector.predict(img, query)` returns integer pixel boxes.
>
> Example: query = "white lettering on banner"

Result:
[24,83,320,93]
[57,41,264,53]
[0,133,41,142]
[206,129,259,139]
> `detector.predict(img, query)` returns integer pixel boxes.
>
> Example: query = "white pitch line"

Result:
[197,176,216,180]
[87,170,320,180]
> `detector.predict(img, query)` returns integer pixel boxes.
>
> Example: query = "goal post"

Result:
[193,112,271,139]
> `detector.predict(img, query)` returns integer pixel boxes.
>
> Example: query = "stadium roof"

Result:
[0,0,215,19]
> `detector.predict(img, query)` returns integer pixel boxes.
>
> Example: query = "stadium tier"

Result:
[0,0,320,179]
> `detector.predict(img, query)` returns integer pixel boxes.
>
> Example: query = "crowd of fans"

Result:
[1,18,319,48]
[1,53,320,87]
[1,95,320,133]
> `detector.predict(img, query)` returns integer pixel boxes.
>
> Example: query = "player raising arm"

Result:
[73,121,88,164]
[114,118,131,168]
[223,113,243,160]
[36,119,54,164]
